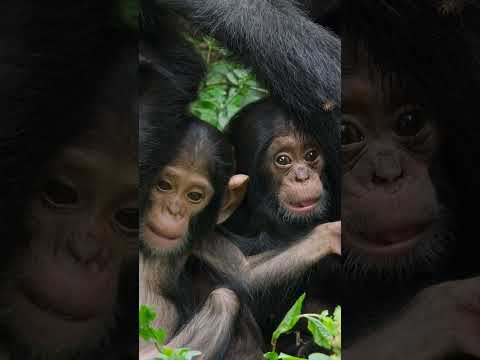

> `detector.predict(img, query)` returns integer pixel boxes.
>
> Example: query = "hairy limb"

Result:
[140,288,240,360]
[228,307,265,359]
[246,221,341,290]
[195,222,340,293]
[152,0,340,114]
[139,291,181,359]
[169,288,240,359]
[344,277,480,359]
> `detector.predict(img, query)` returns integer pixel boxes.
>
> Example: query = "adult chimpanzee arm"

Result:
[153,0,340,114]
[140,288,240,360]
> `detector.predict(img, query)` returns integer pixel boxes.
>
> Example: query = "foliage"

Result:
[139,305,202,360]
[264,294,342,360]
[117,0,139,31]
[139,294,341,360]
[188,35,268,130]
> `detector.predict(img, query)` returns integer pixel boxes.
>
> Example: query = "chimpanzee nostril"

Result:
[67,232,103,265]
[295,167,310,182]
[372,152,403,185]
[167,199,182,216]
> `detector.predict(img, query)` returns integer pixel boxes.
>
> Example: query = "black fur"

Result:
[139,13,259,358]
[341,0,480,351]
[343,0,480,283]
[224,98,339,250]
[0,2,137,359]
[148,0,340,118]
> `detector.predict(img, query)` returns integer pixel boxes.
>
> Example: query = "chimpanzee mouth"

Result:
[18,289,95,323]
[347,222,434,257]
[146,222,182,244]
[286,197,320,213]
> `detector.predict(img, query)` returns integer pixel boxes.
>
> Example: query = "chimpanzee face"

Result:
[142,160,214,255]
[341,63,453,280]
[263,133,329,225]
[4,134,137,358]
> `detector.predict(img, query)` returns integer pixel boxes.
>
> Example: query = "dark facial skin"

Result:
[142,161,214,255]
[264,134,327,223]
[5,136,138,356]
[341,65,452,276]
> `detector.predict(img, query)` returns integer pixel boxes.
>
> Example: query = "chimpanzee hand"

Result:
[344,276,480,359]
[308,220,342,259]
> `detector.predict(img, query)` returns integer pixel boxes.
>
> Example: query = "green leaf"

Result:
[226,71,239,85]
[210,62,232,76]
[139,305,156,326]
[306,317,333,349]
[264,352,279,360]
[271,293,306,345]
[151,328,167,345]
[278,354,307,360]
[308,354,331,360]
[118,0,138,30]
[233,68,250,80]
[333,306,341,326]
[160,347,175,356]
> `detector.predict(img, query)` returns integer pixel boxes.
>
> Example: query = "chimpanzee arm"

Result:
[246,221,341,290]
[168,288,240,359]
[140,289,240,360]
[152,0,340,114]
[195,221,340,293]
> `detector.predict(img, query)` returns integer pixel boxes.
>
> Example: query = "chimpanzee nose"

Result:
[295,166,310,182]
[372,152,403,185]
[167,199,183,216]
[67,231,105,268]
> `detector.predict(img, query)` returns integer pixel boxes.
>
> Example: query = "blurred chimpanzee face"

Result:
[341,62,454,280]
[5,129,138,358]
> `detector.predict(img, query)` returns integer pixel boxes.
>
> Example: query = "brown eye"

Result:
[157,179,173,191]
[114,208,139,232]
[276,154,292,166]
[341,121,364,146]
[304,149,319,162]
[394,110,427,137]
[187,191,204,203]
[42,179,79,206]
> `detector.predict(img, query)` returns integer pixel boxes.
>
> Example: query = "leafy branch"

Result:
[264,294,342,360]
[139,305,202,360]
[187,35,268,130]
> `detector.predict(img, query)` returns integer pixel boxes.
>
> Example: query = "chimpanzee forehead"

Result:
[267,134,319,154]
[343,40,428,108]
[171,147,213,177]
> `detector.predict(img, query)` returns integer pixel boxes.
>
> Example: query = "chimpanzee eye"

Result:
[157,179,173,191]
[341,121,364,146]
[42,179,79,207]
[304,149,319,162]
[114,208,139,232]
[394,110,427,137]
[276,154,292,166]
[187,191,204,203]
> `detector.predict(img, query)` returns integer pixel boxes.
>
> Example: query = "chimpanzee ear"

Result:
[216,174,249,224]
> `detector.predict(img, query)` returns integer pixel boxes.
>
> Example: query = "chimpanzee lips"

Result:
[287,197,320,212]
[345,221,435,257]
[147,222,182,241]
